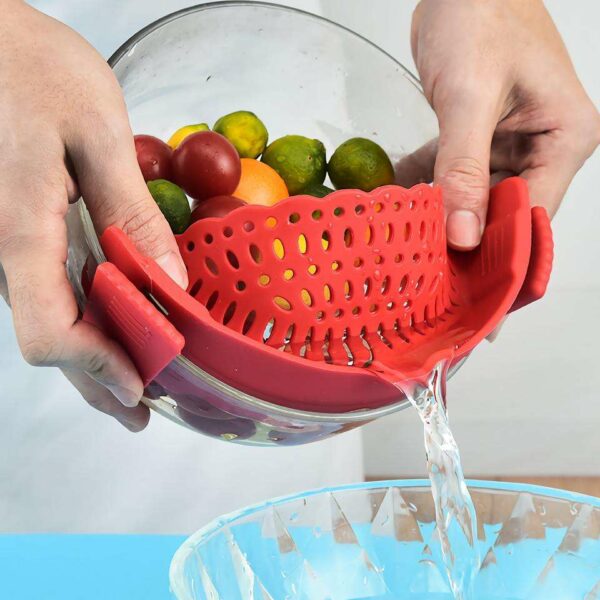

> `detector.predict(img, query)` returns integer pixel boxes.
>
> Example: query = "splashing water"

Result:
[396,361,481,599]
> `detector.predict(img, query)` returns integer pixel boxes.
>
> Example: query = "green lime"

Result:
[328,137,394,191]
[213,111,268,159]
[147,179,191,234]
[261,135,326,195]
[299,182,334,198]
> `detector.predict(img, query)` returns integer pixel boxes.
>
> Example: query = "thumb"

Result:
[434,93,499,250]
[67,123,188,288]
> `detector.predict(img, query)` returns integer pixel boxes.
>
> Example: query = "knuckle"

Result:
[120,200,171,253]
[20,334,61,367]
[437,157,489,209]
[0,229,19,258]
[441,156,489,181]
[84,350,111,380]
[439,157,488,186]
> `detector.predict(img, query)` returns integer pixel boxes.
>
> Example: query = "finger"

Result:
[63,368,149,432]
[394,138,437,187]
[410,1,425,64]
[489,131,536,174]
[395,134,519,188]
[397,133,525,187]
[521,164,571,218]
[0,209,144,408]
[434,90,501,250]
[64,111,188,288]
[519,130,592,218]
[489,170,515,187]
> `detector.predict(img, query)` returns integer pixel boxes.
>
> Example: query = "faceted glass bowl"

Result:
[170,479,600,599]
[66,2,442,445]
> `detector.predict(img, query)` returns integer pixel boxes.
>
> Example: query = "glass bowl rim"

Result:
[169,477,600,597]
[83,0,437,423]
[107,0,422,92]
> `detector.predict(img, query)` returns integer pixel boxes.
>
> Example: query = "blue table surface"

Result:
[0,534,187,600]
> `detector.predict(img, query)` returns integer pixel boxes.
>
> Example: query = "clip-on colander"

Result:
[83,177,553,413]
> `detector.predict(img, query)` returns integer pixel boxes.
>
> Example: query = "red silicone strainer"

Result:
[84,177,553,413]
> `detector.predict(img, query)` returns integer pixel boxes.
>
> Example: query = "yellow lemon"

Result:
[167,123,210,149]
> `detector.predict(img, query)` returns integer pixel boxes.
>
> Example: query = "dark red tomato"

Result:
[172,131,241,201]
[134,134,173,181]
[191,195,247,222]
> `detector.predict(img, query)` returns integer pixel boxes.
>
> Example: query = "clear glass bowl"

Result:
[66,2,442,446]
[170,479,600,599]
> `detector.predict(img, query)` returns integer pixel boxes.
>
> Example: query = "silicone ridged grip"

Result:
[510,206,554,313]
[83,262,184,386]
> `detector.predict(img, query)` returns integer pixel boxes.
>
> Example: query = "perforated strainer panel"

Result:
[89,178,551,412]
[178,186,457,369]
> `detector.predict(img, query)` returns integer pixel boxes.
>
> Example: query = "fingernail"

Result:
[446,210,482,250]
[106,384,140,407]
[156,251,189,289]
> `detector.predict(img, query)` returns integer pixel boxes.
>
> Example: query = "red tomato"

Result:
[172,131,241,201]
[134,134,173,181]
[191,195,246,222]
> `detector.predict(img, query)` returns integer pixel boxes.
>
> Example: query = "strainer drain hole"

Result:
[189,279,203,297]
[206,291,219,310]
[242,311,256,334]
[205,257,219,275]
[223,302,237,325]
[226,251,239,269]
[250,244,262,263]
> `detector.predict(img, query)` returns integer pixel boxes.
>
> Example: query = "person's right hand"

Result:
[0,1,188,431]
[400,0,600,250]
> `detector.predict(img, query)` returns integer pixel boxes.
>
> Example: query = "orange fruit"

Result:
[233,158,289,206]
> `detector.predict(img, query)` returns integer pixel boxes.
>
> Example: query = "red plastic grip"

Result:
[83,262,184,386]
[510,206,554,313]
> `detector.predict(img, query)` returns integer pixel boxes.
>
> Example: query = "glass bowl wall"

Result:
[170,479,600,599]
[66,2,441,445]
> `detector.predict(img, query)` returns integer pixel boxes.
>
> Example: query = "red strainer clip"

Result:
[84,177,552,412]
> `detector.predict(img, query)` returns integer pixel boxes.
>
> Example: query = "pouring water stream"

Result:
[393,361,481,599]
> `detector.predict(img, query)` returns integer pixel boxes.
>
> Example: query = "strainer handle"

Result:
[83,261,184,386]
[510,206,554,313]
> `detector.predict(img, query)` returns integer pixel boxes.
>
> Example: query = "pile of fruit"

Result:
[134,110,396,234]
